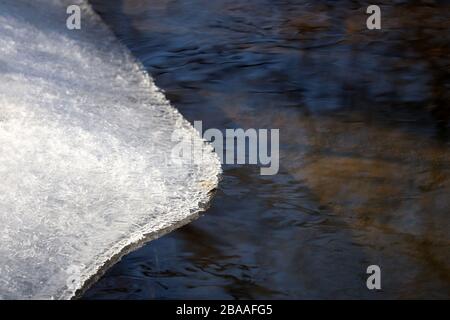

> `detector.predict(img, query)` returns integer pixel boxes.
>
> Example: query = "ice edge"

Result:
[58,0,222,300]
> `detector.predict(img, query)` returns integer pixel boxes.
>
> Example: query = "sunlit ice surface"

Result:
[0,0,220,299]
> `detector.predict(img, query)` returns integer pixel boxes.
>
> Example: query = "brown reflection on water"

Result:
[225,106,450,295]
[85,0,450,299]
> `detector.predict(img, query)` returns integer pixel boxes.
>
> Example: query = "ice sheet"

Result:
[0,0,221,299]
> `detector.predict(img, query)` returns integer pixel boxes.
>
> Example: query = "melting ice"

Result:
[0,0,221,299]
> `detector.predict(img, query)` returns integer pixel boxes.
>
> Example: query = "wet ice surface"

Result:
[0,0,220,299]
[85,0,449,299]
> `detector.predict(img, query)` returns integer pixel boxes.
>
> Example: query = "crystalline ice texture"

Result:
[0,0,221,299]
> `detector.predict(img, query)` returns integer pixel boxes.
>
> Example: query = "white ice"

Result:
[0,0,221,299]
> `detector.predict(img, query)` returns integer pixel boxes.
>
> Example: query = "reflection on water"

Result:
[84,0,450,299]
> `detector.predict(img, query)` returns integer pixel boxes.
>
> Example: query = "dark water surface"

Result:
[84,0,450,299]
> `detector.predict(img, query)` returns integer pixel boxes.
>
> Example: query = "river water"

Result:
[84,0,450,299]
